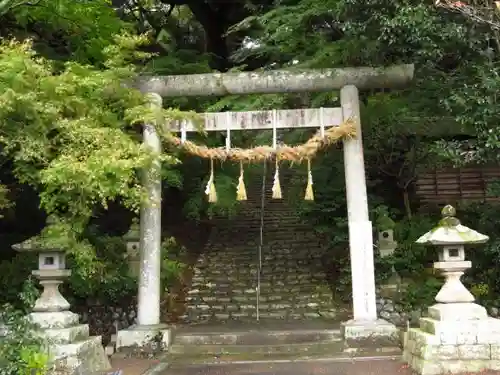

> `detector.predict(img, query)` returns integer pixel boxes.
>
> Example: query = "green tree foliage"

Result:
[1,0,129,64]
[0,36,183,227]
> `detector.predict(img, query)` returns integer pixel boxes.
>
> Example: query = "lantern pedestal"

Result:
[434,261,475,303]
[403,302,500,375]
[32,269,71,312]
[29,270,111,374]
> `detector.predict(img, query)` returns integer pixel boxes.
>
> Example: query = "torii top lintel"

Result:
[135,64,414,97]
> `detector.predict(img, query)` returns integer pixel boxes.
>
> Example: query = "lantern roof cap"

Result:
[12,217,68,252]
[123,218,140,241]
[416,205,489,246]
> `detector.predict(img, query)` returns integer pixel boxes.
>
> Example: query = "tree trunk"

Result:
[187,2,230,71]
[403,189,412,220]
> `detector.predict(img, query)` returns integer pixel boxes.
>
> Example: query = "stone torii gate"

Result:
[116,64,415,349]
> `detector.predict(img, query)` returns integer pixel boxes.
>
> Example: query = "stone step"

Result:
[202,255,324,260]
[185,299,335,309]
[207,238,322,244]
[189,284,330,293]
[183,302,336,312]
[173,327,342,346]
[207,233,322,239]
[167,349,401,365]
[194,264,325,270]
[194,261,325,269]
[184,298,335,307]
[169,341,345,357]
[204,244,323,250]
[186,290,333,299]
[209,233,314,238]
[194,262,326,268]
[215,214,305,219]
[191,278,328,286]
[211,225,319,231]
[183,310,339,321]
[209,220,310,226]
[200,248,325,254]
[186,286,332,296]
[185,310,338,319]
[205,241,322,245]
[198,258,323,264]
[197,252,324,258]
[196,251,325,259]
[196,255,325,261]
[168,341,402,361]
[179,312,339,323]
[192,269,326,277]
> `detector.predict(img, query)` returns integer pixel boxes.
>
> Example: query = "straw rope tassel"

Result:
[205,158,217,203]
[272,159,282,199]
[304,158,314,201]
[236,161,247,201]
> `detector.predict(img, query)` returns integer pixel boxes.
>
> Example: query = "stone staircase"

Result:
[181,163,346,324]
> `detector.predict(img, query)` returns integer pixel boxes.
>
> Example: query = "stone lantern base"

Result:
[30,310,110,374]
[403,302,500,375]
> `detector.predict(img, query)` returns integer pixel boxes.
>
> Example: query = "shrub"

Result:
[0,305,50,375]
[160,236,187,294]
[0,254,39,309]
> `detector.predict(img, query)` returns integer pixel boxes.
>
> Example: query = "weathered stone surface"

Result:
[428,302,487,321]
[52,335,111,375]
[403,302,500,374]
[342,319,400,349]
[181,170,341,323]
[115,323,171,351]
[72,300,137,346]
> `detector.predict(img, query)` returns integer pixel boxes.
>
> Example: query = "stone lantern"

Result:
[376,214,402,297]
[123,218,141,277]
[415,204,487,304]
[377,213,397,258]
[13,228,110,374]
[378,228,397,258]
[14,238,70,312]
[403,205,500,375]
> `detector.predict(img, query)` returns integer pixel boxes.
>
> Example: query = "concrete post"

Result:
[137,93,163,326]
[341,85,377,322]
[115,93,171,351]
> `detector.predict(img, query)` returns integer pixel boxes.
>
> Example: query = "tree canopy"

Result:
[0,0,499,232]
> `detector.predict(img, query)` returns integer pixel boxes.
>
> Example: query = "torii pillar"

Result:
[340,85,399,346]
[116,64,414,350]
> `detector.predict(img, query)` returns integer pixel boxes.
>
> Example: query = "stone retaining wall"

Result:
[71,300,137,345]
[377,296,423,327]
[67,295,420,340]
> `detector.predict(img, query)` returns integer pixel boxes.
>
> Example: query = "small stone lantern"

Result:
[415,204,488,304]
[376,214,402,296]
[13,235,71,312]
[378,228,397,258]
[123,218,141,277]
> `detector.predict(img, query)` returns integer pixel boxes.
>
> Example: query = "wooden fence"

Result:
[415,166,500,203]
